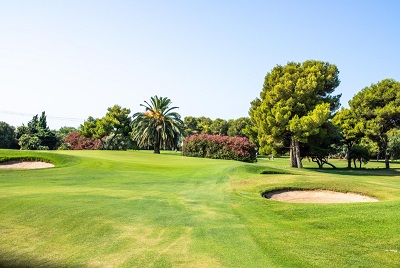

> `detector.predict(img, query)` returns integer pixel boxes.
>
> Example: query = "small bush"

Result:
[102,134,138,150]
[63,132,102,150]
[182,134,257,162]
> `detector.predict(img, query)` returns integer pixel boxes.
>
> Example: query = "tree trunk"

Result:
[346,144,352,168]
[385,153,390,169]
[294,140,303,168]
[153,133,161,154]
[290,137,297,168]
[383,141,390,169]
[153,142,160,154]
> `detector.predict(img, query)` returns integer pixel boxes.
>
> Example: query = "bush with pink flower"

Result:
[63,132,102,150]
[183,134,257,162]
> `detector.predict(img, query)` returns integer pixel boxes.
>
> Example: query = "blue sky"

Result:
[1,0,399,129]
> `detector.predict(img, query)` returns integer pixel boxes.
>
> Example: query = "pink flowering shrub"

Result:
[183,134,257,162]
[63,132,102,150]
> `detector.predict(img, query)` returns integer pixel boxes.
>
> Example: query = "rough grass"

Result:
[0,150,399,267]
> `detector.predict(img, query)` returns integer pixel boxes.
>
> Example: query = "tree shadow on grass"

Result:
[0,257,82,268]
[307,167,400,177]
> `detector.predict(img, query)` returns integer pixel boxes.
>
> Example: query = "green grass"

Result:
[0,150,399,267]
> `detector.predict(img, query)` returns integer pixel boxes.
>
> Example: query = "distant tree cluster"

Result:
[16,112,59,150]
[77,105,135,150]
[249,60,400,169]
[332,78,400,169]
[184,116,253,138]
[2,60,399,168]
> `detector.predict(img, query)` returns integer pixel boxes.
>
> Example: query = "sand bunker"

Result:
[264,189,379,203]
[0,160,54,169]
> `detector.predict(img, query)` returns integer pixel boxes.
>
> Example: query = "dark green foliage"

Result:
[102,134,138,150]
[388,129,400,160]
[303,122,342,168]
[332,108,365,168]
[79,116,98,138]
[0,122,17,149]
[16,112,58,150]
[349,78,400,168]
[183,116,213,136]
[79,105,132,150]
[227,117,252,137]
[260,169,290,174]
[184,116,253,139]
[18,134,43,150]
[183,134,257,162]
[349,145,370,168]
[183,116,200,136]
[210,118,228,136]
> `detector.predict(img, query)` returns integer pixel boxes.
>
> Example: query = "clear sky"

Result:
[1,0,399,129]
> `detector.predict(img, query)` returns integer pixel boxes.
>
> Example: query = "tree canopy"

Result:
[16,112,58,150]
[79,105,132,150]
[250,60,341,168]
[131,96,184,154]
[332,108,365,168]
[0,121,17,149]
[348,78,400,168]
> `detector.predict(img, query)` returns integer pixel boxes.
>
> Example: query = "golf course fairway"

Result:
[0,150,399,267]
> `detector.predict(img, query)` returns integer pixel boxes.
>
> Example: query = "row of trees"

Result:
[1,60,398,168]
[184,116,252,137]
[0,98,255,154]
[0,112,73,150]
[332,79,400,168]
[248,60,400,169]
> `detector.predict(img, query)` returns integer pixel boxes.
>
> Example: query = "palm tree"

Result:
[131,96,184,154]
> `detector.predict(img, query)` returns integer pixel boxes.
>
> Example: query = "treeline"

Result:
[0,108,253,152]
[1,60,399,168]
[247,60,400,169]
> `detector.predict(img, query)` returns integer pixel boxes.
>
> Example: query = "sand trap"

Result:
[264,189,379,203]
[0,160,54,169]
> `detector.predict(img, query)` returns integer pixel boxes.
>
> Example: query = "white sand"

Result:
[0,160,54,169]
[264,190,379,203]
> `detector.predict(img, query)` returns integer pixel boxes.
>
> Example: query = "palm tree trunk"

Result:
[154,143,160,154]
[153,133,161,154]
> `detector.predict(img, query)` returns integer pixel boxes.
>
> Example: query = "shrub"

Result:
[102,134,138,150]
[63,132,102,150]
[0,121,18,149]
[183,134,257,162]
[18,134,41,150]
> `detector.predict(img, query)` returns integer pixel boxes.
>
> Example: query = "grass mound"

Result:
[260,169,291,174]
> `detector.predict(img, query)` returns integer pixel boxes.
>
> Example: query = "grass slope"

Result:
[0,150,399,267]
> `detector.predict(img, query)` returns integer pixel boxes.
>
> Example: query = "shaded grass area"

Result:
[0,150,400,267]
